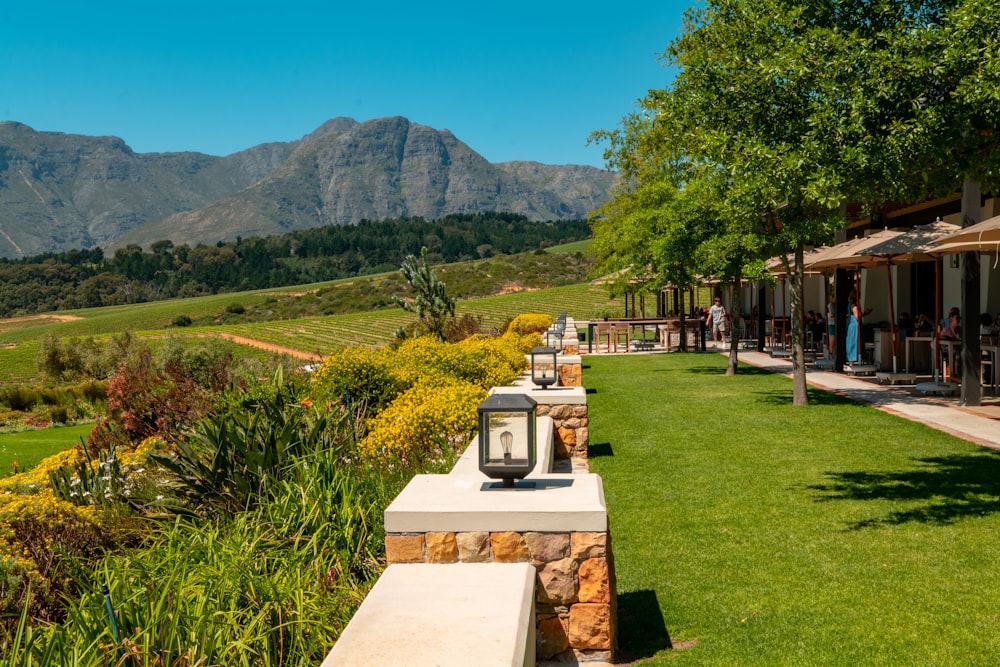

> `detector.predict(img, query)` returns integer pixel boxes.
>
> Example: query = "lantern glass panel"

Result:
[483,410,530,467]
[530,346,557,387]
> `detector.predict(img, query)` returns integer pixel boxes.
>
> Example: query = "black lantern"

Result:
[530,346,558,389]
[477,393,537,488]
[545,329,563,351]
[553,316,567,336]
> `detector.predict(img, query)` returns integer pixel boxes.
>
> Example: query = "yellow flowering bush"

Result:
[500,330,543,355]
[455,334,530,388]
[393,335,527,390]
[0,436,165,627]
[0,486,104,625]
[317,321,542,466]
[507,313,554,335]
[310,345,405,411]
[0,447,85,494]
[361,379,486,465]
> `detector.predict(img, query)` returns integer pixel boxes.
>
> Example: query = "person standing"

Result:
[706,296,727,344]
[846,291,861,364]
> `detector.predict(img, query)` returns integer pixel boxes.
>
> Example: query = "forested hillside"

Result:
[0,213,590,317]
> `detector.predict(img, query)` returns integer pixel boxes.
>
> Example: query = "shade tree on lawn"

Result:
[593,0,1000,405]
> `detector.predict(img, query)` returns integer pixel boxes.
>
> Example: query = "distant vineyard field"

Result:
[0,281,622,384]
[215,283,620,354]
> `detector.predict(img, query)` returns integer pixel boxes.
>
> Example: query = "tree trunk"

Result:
[727,275,741,375]
[789,243,809,405]
[960,180,982,406]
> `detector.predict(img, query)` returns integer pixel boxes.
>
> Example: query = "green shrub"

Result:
[311,346,405,413]
[170,314,192,327]
[153,378,351,514]
[224,303,246,315]
[0,387,40,412]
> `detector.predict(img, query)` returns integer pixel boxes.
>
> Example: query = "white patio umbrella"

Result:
[930,213,1000,248]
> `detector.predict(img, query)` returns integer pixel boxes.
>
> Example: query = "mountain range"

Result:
[0,117,615,259]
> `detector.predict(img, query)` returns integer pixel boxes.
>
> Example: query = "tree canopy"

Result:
[592,0,1000,402]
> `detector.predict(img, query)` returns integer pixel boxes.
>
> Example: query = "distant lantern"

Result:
[546,329,564,352]
[530,346,558,389]
[477,393,537,488]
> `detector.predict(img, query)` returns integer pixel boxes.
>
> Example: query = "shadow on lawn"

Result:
[810,452,1000,528]
[754,388,858,406]
[588,442,614,457]
[685,364,775,377]
[616,589,674,661]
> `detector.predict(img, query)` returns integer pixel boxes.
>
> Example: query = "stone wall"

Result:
[537,402,588,459]
[385,529,615,664]
[557,360,583,387]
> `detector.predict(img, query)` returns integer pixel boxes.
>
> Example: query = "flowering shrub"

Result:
[0,480,105,628]
[499,330,543,355]
[507,313,554,335]
[0,435,167,638]
[455,334,531,387]
[393,335,527,390]
[361,379,486,465]
[311,345,405,412]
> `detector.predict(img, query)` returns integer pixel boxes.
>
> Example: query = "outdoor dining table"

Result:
[658,318,704,351]
[587,318,672,353]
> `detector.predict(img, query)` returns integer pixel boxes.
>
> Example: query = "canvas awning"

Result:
[930,213,1000,249]
[803,229,904,271]
[859,220,960,261]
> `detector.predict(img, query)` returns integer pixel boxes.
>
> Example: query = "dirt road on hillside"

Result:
[205,333,324,362]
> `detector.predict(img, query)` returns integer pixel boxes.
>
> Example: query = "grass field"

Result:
[586,352,1000,666]
[0,423,94,475]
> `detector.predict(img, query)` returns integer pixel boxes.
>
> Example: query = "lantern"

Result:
[477,393,537,488]
[530,346,558,389]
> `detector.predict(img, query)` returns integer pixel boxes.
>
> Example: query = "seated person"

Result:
[914,313,933,334]
[980,313,993,335]
[940,313,961,340]
[898,312,913,331]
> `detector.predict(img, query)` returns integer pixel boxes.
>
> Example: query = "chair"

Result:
[595,322,613,352]
[612,323,630,352]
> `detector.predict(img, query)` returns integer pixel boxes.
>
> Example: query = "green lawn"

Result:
[0,423,93,475]
[585,353,1000,666]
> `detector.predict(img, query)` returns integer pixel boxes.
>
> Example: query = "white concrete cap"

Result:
[385,473,607,533]
[489,385,587,405]
[321,562,536,667]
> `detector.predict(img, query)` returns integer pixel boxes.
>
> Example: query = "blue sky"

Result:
[0,1,690,168]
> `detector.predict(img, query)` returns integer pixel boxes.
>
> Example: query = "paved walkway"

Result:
[730,348,1000,450]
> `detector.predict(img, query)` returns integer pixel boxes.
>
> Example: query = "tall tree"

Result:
[393,247,456,341]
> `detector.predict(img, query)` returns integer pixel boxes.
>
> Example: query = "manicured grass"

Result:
[0,423,93,475]
[585,353,1000,666]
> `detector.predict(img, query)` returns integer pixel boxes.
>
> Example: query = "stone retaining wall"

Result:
[385,530,615,664]
[537,402,588,459]
[557,360,583,387]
